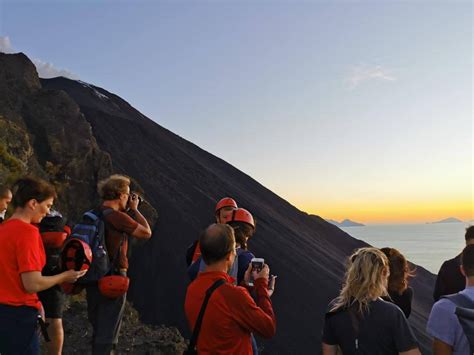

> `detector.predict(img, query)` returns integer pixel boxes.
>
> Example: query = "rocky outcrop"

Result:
[59,298,187,354]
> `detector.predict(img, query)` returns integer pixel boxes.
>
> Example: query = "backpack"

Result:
[39,214,68,276]
[442,293,474,353]
[66,208,114,284]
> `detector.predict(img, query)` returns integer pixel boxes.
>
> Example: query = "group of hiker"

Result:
[0,175,151,355]
[0,175,473,355]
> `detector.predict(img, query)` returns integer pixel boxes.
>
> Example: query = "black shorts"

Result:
[37,285,65,319]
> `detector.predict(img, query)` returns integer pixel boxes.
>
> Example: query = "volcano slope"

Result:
[2,52,435,354]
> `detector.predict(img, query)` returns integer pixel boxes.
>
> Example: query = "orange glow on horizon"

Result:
[297,199,473,224]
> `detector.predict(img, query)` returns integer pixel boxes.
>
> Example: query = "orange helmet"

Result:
[215,197,238,212]
[61,238,93,271]
[224,208,255,229]
[41,231,68,248]
[98,275,130,298]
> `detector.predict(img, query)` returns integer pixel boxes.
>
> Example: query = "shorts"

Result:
[37,285,65,319]
[0,304,39,355]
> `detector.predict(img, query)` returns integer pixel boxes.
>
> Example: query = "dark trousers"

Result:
[86,285,126,354]
[0,304,39,355]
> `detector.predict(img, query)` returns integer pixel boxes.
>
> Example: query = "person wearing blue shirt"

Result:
[427,243,474,355]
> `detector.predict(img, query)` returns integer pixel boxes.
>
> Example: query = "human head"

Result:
[225,208,256,250]
[465,226,474,245]
[97,174,131,211]
[215,197,238,223]
[11,177,57,224]
[461,244,474,278]
[0,185,12,215]
[380,247,414,294]
[331,247,389,313]
[199,224,236,270]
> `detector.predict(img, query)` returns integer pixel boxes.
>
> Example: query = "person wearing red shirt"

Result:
[185,223,276,354]
[86,175,152,355]
[0,177,85,355]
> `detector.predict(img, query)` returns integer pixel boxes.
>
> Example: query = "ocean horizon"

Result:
[341,222,471,274]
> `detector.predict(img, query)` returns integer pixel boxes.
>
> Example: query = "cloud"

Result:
[31,58,79,79]
[0,36,14,53]
[346,64,396,89]
[0,36,79,79]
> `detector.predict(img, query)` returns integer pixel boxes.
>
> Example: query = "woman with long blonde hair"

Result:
[322,247,420,355]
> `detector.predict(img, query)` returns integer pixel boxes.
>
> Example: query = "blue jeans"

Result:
[0,304,39,355]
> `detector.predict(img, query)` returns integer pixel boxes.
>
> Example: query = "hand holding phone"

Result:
[249,258,265,286]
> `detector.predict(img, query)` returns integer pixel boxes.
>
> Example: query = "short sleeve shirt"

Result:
[102,207,139,270]
[323,299,418,355]
[0,219,46,309]
[426,287,474,354]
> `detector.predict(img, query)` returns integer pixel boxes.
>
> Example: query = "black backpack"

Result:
[39,214,67,276]
[442,293,474,353]
[66,208,114,283]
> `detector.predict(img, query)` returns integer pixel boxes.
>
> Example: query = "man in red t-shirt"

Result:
[185,224,276,354]
[86,174,152,355]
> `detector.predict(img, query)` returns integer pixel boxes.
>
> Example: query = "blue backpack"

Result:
[66,208,114,283]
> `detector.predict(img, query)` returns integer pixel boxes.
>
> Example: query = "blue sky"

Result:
[0,0,472,223]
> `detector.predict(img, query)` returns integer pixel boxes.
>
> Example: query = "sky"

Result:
[0,0,472,224]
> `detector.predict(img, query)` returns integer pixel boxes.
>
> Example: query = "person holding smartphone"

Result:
[0,177,86,355]
[185,223,276,354]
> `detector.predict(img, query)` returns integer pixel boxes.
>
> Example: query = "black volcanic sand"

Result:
[0,53,436,354]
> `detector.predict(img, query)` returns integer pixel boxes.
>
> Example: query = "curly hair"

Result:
[228,221,254,250]
[381,247,415,294]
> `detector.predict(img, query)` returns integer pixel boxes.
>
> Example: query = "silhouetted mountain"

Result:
[431,217,463,224]
[1,53,435,354]
[327,218,365,227]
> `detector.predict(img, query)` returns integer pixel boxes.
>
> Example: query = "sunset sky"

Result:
[1,1,472,224]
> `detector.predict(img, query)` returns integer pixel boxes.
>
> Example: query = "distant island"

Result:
[327,219,365,227]
[430,217,463,224]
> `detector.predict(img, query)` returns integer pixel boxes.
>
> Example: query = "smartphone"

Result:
[249,258,264,286]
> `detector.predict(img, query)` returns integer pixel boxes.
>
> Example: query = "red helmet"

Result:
[98,275,130,298]
[215,197,238,212]
[60,282,84,295]
[41,231,68,248]
[61,238,92,271]
[224,208,255,229]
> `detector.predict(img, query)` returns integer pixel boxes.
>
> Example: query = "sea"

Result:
[341,223,472,274]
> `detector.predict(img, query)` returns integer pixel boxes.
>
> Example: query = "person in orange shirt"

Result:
[0,177,86,355]
[185,223,276,354]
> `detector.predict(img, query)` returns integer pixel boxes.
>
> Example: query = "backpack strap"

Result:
[187,279,226,353]
[442,293,474,354]
[442,293,474,309]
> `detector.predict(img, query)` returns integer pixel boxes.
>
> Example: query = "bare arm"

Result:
[21,270,86,294]
[400,348,421,355]
[130,209,152,238]
[432,338,453,355]
[322,343,338,355]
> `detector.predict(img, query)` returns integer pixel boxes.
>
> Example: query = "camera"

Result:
[248,257,264,286]
[127,192,142,210]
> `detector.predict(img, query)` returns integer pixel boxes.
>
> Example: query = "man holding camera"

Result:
[87,174,152,355]
[185,223,276,354]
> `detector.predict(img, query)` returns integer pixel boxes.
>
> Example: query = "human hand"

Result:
[62,269,87,284]
[128,193,140,211]
[255,264,270,282]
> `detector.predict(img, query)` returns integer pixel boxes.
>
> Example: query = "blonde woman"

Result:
[322,247,421,355]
